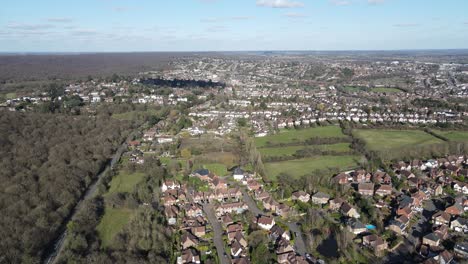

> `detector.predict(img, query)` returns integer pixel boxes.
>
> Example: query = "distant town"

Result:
[1,51,467,264]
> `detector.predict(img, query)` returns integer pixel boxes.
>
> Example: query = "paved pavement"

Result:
[202,203,231,264]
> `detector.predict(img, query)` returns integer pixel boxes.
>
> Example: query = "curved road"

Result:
[240,189,307,256]
[202,203,231,264]
[42,131,137,264]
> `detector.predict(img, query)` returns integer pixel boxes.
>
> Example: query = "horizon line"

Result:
[1,48,468,55]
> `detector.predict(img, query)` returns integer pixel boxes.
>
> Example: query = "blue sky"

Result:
[0,0,467,52]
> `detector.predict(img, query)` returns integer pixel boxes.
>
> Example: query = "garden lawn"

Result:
[255,126,346,148]
[159,157,172,165]
[159,157,186,167]
[354,129,443,151]
[265,155,360,179]
[203,163,228,176]
[96,208,134,248]
[432,130,468,142]
[106,171,146,195]
[5,92,17,99]
[196,152,238,168]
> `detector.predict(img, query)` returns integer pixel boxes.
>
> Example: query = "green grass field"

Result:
[432,130,468,142]
[256,126,355,180]
[106,171,146,195]
[259,146,304,157]
[203,163,228,176]
[265,155,360,179]
[255,126,346,148]
[354,129,443,151]
[96,208,134,248]
[371,87,402,93]
[159,157,172,165]
[5,92,17,99]
[159,156,187,166]
[259,143,351,158]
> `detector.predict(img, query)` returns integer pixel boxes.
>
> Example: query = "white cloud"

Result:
[368,0,385,5]
[70,29,99,36]
[284,12,308,18]
[112,6,130,12]
[256,0,304,8]
[393,23,419,27]
[7,23,55,31]
[206,25,228,32]
[47,17,73,23]
[330,0,352,6]
[231,16,255,20]
[201,16,254,23]
[200,18,220,23]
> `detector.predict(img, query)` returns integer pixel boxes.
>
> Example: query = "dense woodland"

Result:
[0,53,180,83]
[58,157,172,263]
[0,110,133,263]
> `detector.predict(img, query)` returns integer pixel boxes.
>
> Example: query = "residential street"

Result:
[241,189,262,216]
[408,200,435,247]
[241,188,308,257]
[202,203,231,264]
[287,222,307,256]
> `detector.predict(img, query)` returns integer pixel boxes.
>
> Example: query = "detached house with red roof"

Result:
[291,191,310,203]
[358,182,375,196]
[375,185,392,196]
[257,215,275,230]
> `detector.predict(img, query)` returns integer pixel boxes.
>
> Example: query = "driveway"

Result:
[202,203,230,264]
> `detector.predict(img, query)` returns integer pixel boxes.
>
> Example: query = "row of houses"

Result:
[253,215,309,264]
[305,157,468,260]
[252,189,293,217]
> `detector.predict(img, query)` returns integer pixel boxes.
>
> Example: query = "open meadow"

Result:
[105,171,146,195]
[259,143,352,158]
[432,130,468,142]
[180,134,239,170]
[255,126,346,148]
[256,126,360,179]
[264,155,361,179]
[353,129,443,151]
[96,208,134,248]
[96,170,146,248]
[371,87,402,93]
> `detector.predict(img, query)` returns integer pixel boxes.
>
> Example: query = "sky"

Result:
[0,0,467,52]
